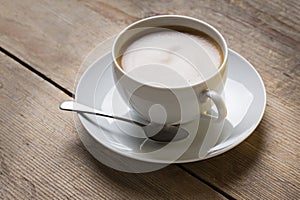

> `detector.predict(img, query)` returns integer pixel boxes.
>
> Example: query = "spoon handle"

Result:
[59,101,146,127]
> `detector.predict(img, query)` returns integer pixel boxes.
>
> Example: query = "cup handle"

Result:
[200,90,227,122]
[198,90,227,158]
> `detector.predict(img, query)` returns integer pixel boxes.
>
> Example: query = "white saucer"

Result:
[75,49,266,164]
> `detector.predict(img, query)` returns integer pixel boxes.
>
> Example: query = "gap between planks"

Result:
[0,46,73,98]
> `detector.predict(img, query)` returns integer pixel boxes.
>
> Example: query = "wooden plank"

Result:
[0,0,299,102]
[0,53,226,199]
[0,0,136,92]
[1,0,299,199]
[182,95,300,199]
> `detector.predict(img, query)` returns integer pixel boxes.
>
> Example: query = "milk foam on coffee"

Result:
[121,29,222,87]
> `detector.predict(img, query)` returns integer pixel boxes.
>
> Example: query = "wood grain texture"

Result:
[183,96,299,199]
[0,0,299,101]
[0,53,225,199]
[0,0,134,92]
[1,0,299,199]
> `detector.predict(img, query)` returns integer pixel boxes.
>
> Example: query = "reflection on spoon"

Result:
[59,101,189,142]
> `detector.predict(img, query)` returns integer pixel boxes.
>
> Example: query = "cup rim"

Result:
[112,14,228,90]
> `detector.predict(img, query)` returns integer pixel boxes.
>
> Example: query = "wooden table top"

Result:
[0,0,299,199]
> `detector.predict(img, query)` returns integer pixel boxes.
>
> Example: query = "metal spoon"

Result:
[60,101,189,142]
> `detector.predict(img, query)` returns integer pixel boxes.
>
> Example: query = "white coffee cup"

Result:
[112,15,228,125]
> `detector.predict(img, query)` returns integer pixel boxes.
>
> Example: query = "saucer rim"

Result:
[76,49,266,164]
[196,50,266,162]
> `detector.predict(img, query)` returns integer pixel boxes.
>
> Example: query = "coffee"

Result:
[119,26,223,87]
